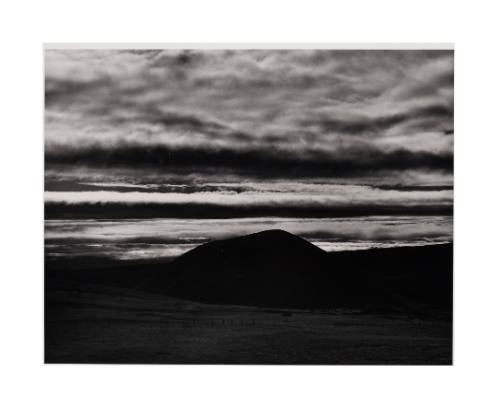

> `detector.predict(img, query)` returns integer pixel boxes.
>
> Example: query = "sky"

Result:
[45,216,452,261]
[44,49,453,220]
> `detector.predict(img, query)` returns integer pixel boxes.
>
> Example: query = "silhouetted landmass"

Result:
[143,230,452,314]
[45,230,452,364]
[46,229,452,315]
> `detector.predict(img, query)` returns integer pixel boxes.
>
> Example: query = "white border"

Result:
[3,0,500,406]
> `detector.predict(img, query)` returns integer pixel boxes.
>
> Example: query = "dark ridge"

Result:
[175,229,325,266]
[45,230,453,314]
[139,230,453,313]
[141,229,327,308]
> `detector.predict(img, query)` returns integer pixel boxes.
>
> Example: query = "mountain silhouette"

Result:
[175,229,325,271]
[142,229,452,311]
[145,229,329,308]
[46,229,452,312]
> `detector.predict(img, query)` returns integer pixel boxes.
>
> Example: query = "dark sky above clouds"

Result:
[44,49,453,218]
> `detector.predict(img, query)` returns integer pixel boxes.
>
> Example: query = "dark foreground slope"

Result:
[45,284,452,364]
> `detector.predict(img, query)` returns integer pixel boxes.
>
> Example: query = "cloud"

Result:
[45,50,453,156]
[44,184,453,206]
[44,182,453,219]
[45,201,452,220]
[45,142,452,179]
[44,49,453,214]
[300,103,453,135]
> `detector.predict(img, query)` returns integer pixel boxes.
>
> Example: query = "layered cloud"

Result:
[45,49,453,213]
[44,181,452,219]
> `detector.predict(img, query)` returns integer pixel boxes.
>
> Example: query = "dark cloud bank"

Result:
[46,143,452,179]
[45,201,452,220]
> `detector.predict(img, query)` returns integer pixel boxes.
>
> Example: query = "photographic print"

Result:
[44,47,453,364]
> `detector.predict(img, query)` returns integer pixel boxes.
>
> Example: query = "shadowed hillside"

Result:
[145,230,327,308]
[46,229,452,313]
[45,230,453,364]
[138,229,452,313]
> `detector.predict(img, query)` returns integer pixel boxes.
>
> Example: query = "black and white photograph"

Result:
[44,48,454,364]
[4,0,500,404]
